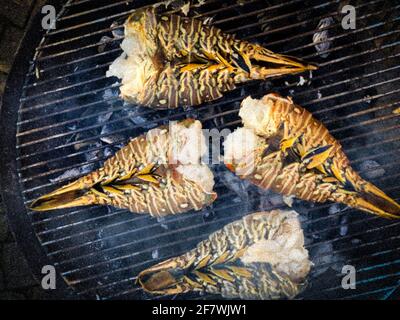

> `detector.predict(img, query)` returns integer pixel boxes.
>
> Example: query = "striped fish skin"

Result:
[30,119,217,217]
[109,8,316,109]
[225,93,400,219]
[138,210,311,300]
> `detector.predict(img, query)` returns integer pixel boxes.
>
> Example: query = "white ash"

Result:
[313,17,334,58]
[285,75,311,87]
[102,87,119,100]
[152,249,159,259]
[67,124,77,131]
[339,216,348,236]
[363,95,372,104]
[180,2,190,15]
[100,124,125,144]
[233,197,242,203]
[297,76,306,86]
[97,111,113,124]
[98,36,113,53]
[84,142,103,162]
[359,160,385,179]
[157,217,166,223]
[49,168,81,183]
[111,22,124,38]
[310,242,343,277]
[219,171,251,201]
[103,147,114,158]
[283,195,295,207]
[80,164,96,175]
[328,204,342,215]
[123,106,156,129]
[157,217,168,230]
[257,188,284,209]
[100,135,125,145]
[351,238,362,245]
[317,90,322,99]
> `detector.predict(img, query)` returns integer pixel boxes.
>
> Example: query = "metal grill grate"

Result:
[5,0,400,299]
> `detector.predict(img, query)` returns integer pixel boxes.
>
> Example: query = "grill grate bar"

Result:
[17,55,400,154]
[312,269,400,297]
[34,0,339,62]
[282,16,400,55]
[35,35,124,63]
[21,75,115,103]
[342,286,397,300]
[64,0,97,7]
[32,204,119,226]
[19,43,400,134]
[43,183,400,268]
[198,0,335,23]
[58,214,400,287]
[23,62,112,90]
[43,0,249,37]
[221,87,400,132]
[19,82,121,114]
[58,0,136,22]
[20,22,400,118]
[25,48,121,86]
[228,0,389,36]
[24,3,397,104]
[31,0,361,82]
[27,0,320,77]
[19,111,400,196]
[37,0,224,52]
[100,247,400,299]
[34,159,400,246]
[290,30,400,60]
[27,31,399,103]
[67,218,400,293]
[242,0,393,43]
[31,141,399,224]
[40,178,400,264]
[31,138,398,226]
[18,96,119,127]
[19,116,400,196]
[17,59,400,149]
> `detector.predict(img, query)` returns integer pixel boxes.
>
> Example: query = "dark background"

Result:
[0,0,55,300]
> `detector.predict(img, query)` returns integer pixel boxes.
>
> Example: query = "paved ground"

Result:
[0,0,55,300]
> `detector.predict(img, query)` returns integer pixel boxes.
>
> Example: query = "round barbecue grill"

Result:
[1,0,400,300]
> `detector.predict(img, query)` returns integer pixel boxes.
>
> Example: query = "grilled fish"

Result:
[106,7,317,109]
[30,119,216,216]
[224,93,400,219]
[138,210,311,299]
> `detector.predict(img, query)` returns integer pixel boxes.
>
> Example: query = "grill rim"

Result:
[0,0,79,300]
